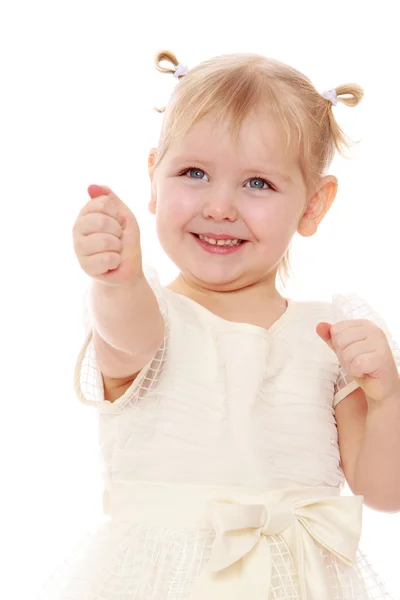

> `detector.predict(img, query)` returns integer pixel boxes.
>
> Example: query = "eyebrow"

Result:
[169,156,293,184]
[241,167,293,184]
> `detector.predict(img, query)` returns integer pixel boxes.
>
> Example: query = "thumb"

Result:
[87,184,113,199]
[316,322,336,353]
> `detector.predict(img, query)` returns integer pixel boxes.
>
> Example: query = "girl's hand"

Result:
[317,320,400,404]
[73,185,142,285]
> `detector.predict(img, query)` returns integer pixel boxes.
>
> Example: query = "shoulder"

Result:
[290,291,391,328]
[289,297,334,332]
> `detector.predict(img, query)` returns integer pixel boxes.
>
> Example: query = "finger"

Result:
[79,196,124,229]
[316,322,336,353]
[331,326,368,353]
[341,340,375,372]
[80,251,121,276]
[75,232,122,257]
[74,213,123,238]
[87,184,113,199]
[316,322,332,341]
[330,319,367,335]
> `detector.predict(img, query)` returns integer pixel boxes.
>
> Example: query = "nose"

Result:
[202,184,238,222]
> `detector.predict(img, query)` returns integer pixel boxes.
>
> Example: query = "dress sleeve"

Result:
[73,266,168,414]
[332,293,400,408]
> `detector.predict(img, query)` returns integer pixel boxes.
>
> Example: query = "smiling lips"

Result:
[192,232,247,254]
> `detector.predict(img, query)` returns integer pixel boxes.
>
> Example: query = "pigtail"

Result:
[154,50,188,113]
[154,50,180,76]
[321,83,364,157]
[335,84,364,107]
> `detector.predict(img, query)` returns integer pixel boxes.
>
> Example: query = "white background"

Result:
[1,0,399,598]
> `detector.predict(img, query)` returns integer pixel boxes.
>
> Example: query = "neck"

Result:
[167,273,287,327]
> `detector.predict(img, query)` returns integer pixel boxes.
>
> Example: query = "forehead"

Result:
[165,111,300,174]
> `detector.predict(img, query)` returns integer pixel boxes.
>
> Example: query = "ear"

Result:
[148,147,158,215]
[297,175,338,237]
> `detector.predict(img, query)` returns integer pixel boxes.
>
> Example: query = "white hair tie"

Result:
[322,89,338,106]
[173,63,189,78]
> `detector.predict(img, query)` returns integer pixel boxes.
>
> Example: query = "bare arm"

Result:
[353,391,400,512]
[336,384,400,512]
[74,185,165,401]
[89,272,165,382]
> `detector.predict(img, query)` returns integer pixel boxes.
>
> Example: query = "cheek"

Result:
[245,200,301,260]
[155,182,196,232]
[245,200,295,237]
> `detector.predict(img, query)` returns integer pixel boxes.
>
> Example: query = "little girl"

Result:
[41,51,400,599]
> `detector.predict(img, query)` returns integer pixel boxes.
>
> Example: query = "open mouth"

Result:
[192,233,245,247]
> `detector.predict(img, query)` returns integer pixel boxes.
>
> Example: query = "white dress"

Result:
[38,268,400,600]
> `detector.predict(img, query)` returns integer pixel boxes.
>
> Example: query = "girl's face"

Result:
[149,113,312,292]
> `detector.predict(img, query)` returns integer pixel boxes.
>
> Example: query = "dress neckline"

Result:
[164,288,296,337]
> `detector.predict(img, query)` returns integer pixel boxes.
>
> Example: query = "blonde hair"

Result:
[152,50,364,288]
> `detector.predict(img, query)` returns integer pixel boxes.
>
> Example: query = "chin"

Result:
[180,263,256,291]
[160,238,276,291]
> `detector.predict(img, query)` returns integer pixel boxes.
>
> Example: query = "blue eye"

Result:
[247,177,271,190]
[180,169,273,190]
[186,168,206,179]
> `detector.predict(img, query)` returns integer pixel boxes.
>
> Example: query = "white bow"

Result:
[189,494,363,600]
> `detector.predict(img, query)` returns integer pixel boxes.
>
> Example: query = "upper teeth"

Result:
[198,235,241,246]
